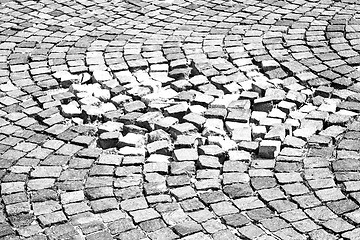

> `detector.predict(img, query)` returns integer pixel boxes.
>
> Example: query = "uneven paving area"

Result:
[1,0,360,239]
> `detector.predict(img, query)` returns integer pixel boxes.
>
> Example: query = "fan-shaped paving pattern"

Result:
[1,0,360,239]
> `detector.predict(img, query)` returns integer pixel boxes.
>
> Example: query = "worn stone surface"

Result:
[0,0,360,239]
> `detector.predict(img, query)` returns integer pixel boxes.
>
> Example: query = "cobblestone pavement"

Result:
[1,0,360,239]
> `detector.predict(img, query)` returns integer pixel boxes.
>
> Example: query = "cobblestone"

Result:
[0,0,360,239]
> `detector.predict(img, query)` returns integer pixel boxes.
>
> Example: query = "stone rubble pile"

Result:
[55,67,358,159]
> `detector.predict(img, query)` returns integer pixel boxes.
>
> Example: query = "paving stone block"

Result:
[120,197,148,212]
[173,220,203,237]
[231,126,252,142]
[38,211,67,227]
[258,140,281,158]
[148,227,178,240]
[107,218,135,235]
[274,227,307,240]
[129,208,161,223]
[174,148,198,161]
[85,230,113,240]
[61,190,85,204]
[238,223,266,239]
[322,217,354,233]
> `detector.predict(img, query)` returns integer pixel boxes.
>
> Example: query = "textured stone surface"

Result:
[0,0,359,239]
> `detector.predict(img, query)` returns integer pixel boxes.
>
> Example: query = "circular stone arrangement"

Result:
[1,0,360,239]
